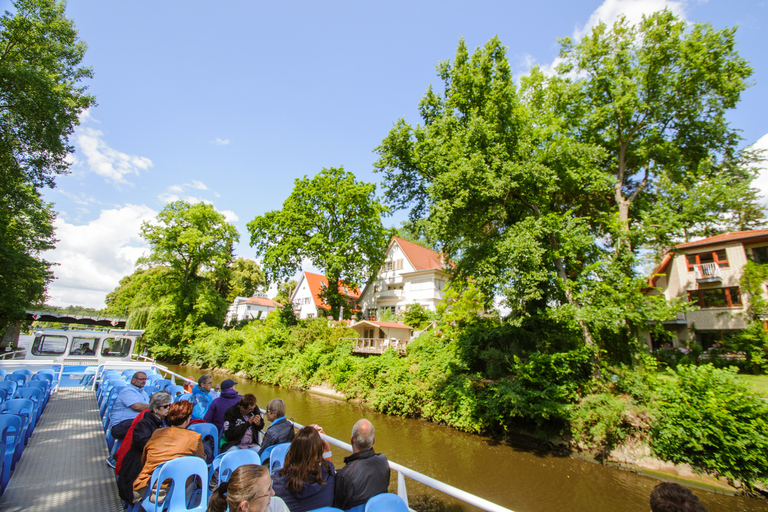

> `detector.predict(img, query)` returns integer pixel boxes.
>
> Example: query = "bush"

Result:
[571,393,632,457]
[650,364,768,487]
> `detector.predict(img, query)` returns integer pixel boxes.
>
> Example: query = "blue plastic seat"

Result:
[24,381,50,409]
[175,392,192,403]
[167,385,186,399]
[16,388,43,426]
[101,383,127,426]
[0,389,6,403]
[156,379,172,390]
[6,374,26,387]
[269,442,291,474]
[0,414,22,490]
[0,382,18,401]
[143,385,160,396]
[11,369,32,379]
[0,370,6,380]
[1,399,35,445]
[364,493,409,512]
[188,422,219,463]
[121,369,137,381]
[135,456,208,512]
[308,508,345,512]
[219,449,260,484]
[146,374,163,385]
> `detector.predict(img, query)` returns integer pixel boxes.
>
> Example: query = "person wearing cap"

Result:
[203,378,241,434]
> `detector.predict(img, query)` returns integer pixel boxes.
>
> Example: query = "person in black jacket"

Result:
[221,393,264,452]
[333,419,390,510]
[258,398,295,460]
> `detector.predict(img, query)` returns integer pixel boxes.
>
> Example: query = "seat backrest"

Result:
[143,385,160,396]
[12,369,32,378]
[167,385,186,398]
[364,493,409,512]
[1,399,34,422]
[156,379,172,390]
[25,381,49,395]
[142,456,208,512]
[6,374,26,386]
[17,388,42,403]
[121,369,137,380]
[0,370,6,379]
[0,382,17,400]
[0,414,22,451]
[175,393,192,403]
[269,442,292,474]
[188,422,219,461]
[220,450,261,483]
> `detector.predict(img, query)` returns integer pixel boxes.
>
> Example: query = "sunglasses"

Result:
[158,404,171,409]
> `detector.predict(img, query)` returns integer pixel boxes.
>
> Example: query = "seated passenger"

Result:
[207,464,289,512]
[117,391,171,503]
[333,419,390,510]
[203,378,241,434]
[258,398,295,460]
[190,374,219,420]
[272,426,336,512]
[132,400,205,503]
[110,371,150,440]
[650,482,708,512]
[222,393,264,452]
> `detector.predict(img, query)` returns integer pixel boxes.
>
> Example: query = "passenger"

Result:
[190,374,219,420]
[258,398,295,460]
[272,426,336,512]
[333,419,390,510]
[207,464,289,512]
[650,482,708,512]
[203,378,241,434]
[222,393,264,452]
[132,400,205,504]
[110,371,150,440]
[116,390,171,503]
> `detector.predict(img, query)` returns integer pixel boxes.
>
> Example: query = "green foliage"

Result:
[740,260,768,320]
[248,167,391,318]
[402,303,432,330]
[273,280,297,305]
[650,364,768,487]
[224,257,265,302]
[732,322,768,374]
[0,0,96,328]
[571,393,632,457]
[275,302,297,327]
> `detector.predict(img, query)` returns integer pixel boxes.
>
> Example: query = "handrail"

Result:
[283,416,515,512]
[0,350,25,360]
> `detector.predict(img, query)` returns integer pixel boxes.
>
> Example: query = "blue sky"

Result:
[11,0,767,309]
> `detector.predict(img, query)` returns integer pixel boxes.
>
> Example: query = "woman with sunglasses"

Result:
[117,390,172,503]
[272,426,336,512]
[207,464,289,512]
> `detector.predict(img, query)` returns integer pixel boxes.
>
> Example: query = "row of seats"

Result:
[0,369,55,495]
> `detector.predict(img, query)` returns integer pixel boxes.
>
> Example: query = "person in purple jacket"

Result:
[203,379,241,433]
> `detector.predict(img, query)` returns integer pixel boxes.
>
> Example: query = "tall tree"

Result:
[225,257,265,301]
[556,10,756,251]
[247,167,390,318]
[0,0,95,328]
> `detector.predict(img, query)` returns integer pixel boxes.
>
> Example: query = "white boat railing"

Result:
[0,350,26,360]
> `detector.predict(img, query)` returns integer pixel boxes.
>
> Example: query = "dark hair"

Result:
[650,482,708,512]
[278,426,330,493]
[207,464,270,512]
[239,393,257,409]
[198,374,212,386]
[167,400,193,426]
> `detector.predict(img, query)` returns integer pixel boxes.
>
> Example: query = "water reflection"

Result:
[166,365,767,512]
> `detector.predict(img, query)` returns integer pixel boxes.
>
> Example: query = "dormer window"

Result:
[686,250,728,271]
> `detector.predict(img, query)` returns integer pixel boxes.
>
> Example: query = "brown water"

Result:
[164,364,768,512]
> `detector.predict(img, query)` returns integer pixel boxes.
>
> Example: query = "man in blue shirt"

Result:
[110,371,150,440]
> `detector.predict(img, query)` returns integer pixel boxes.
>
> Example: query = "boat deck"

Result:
[0,388,123,512]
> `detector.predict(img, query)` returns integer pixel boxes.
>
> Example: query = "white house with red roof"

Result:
[225,293,282,325]
[646,228,768,349]
[291,271,361,320]
[357,236,450,319]
[348,319,413,354]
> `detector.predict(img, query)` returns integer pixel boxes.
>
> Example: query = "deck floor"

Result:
[0,388,123,512]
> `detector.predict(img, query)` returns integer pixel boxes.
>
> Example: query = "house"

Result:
[291,271,360,320]
[348,320,413,354]
[357,236,450,319]
[646,228,768,350]
[225,293,281,325]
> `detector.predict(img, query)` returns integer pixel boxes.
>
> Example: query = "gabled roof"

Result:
[673,229,768,250]
[391,236,444,271]
[243,296,281,308]
[295,271,361,311]
[353,320,413,330]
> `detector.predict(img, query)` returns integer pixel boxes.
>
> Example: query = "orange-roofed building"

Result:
[645,228,768,350]
[225,292,282,325]
[290,271,360,320]
[357,236,450,319]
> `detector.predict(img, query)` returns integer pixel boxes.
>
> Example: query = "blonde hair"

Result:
[207,464,270,512]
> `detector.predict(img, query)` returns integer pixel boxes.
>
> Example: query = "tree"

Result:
[140,201,239,288]
[273,279,297,305]
[225,257,265,301]
[0,0,95,328]
[556,10,756,251]
[247,167,390,318]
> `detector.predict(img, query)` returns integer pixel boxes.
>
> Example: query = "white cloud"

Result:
[43,204,157,309]
[58,189,100,206]
[751,133,768,207]
[168,184,183,193]
[75,127,153,184]
[221,210,239,222]
[211,138,230,146]
[188,180,208,190]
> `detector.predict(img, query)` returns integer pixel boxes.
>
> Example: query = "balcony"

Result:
[693,263,722,284]
[378,289,403,299]
[343,337,407,355]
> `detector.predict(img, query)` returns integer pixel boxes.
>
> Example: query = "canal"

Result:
[164,364,768,512]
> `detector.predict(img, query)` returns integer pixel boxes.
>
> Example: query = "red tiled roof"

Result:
[303,271,361,310]
[673,229,768,250]
[356,320,413,330]
[648,253,673,286]
[392,236,444,271]
[243,297,281,308]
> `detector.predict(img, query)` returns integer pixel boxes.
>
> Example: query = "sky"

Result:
[7,0,767,309]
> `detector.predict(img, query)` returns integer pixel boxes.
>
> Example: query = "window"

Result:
[381,259,403,273]
[69,337,99,356]
[307,313,315,319]
[686,250,728,271]
[752,246,768,263]
[100,337,132,357]
[32,335,68,356]
[687,287,742,308]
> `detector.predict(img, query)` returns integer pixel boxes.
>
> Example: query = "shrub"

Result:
[571,393,632,457]
[650,364,768,487]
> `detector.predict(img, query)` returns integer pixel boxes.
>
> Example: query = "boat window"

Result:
[31,335,68,356]
[69,337,98,356]
[100,337,132,357]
